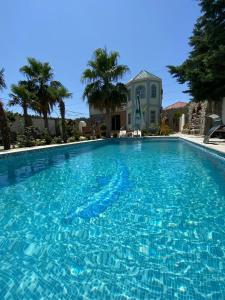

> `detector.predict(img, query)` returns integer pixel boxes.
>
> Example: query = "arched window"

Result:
[151,84,157,98]
[136,85,145,98]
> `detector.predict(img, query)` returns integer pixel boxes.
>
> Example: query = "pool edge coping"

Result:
[177,135,225,157]
[0,139,105,159]
[0,135,224,159]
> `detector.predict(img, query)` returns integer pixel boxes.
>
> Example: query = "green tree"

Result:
[81,48,129,137]
[9,81,34,129]
[168,0,225,106]
[20,58,55,132]
[49,81,72,142]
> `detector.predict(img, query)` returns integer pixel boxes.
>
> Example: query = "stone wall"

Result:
[185,99,224,135]
[188,101,208,135]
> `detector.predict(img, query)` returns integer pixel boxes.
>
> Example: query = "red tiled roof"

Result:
[164,102,188,110]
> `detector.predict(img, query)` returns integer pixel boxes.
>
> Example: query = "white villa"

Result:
[126,70,162,131]
[89,70,163,132]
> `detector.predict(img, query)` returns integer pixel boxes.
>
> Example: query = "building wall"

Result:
[89,74,162,132]
[162,106,188,132]
[126,79,162,130]
[90,111,126,131]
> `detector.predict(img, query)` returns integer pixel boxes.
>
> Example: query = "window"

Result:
[142,111,145,123]
[150,111,156,123]
[128,113,131,125]
[127,89,131,101]
[136,85,145,98]
[151,84,157,98]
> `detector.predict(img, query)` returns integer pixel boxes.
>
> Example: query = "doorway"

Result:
[111,115,121,130]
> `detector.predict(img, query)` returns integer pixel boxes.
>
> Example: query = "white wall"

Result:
[10,116,60,135]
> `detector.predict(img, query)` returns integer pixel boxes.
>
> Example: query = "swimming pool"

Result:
[0,138,225,299]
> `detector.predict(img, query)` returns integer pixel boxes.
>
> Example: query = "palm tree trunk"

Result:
[0,101,10,150]
[106,110,112,138]
[59,101,67,142]
[23,104,30,129]
[43,111,49,133]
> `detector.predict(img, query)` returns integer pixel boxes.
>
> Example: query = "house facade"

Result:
[162,101,188,132]
[89,70,163,132]
[126,70,162,131]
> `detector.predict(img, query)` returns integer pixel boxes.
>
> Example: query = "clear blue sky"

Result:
[0,0,200,118]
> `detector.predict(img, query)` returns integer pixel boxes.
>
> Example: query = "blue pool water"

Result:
[0,139,225,299]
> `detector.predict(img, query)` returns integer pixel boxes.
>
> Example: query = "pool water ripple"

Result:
[0,139,225,299]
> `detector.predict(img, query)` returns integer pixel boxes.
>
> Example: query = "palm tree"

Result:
[0,101,11,150]
[20,58,55,132]
[81,48,129,137]
[0,68,6,90]
[49,81,72,142]
[9,81,34,129]
[0,69,10,150]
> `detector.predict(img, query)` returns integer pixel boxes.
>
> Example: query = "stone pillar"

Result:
[179,114,185,132]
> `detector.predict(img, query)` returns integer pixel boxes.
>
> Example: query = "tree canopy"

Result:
[168,0,225,102]
[81,48,129,137]
[19,58,72,132]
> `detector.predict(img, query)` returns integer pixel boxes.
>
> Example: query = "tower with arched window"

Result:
[126,70,162,131]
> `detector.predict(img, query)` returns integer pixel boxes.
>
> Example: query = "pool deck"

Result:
[175,134,225,155]
[0,134,225,158]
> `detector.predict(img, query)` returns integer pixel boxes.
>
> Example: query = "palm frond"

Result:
[81,48,129,116]
[0,68,6,90]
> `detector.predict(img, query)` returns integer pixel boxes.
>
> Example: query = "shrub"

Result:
[160,124,171,136]
[26,126,41,139]
[42,129,52,145]
[34,139,46,146]
[149,127,160,136]
[51,136,63,144]
[16,126,40,147]
[67,136,76,143]
[100,124,106,131]
[17,134,35,148]
[141,129,148,136]
[113,133,118,138]
[73,131,80,140]
[141,128,160,136]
